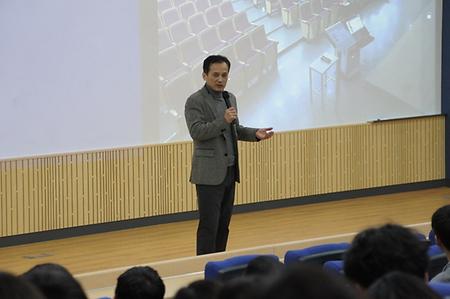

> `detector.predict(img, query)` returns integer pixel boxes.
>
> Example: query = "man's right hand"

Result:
[224,107,237,124]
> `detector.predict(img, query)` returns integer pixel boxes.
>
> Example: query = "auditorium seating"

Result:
[219,1,237,19]
[188,12,211,35]
[280,0,299,27]
[249,25,278,73]
[204,5,225,26]
[234,34,265,86]
[204,254,279,280]
[198,27,228,54]
[179,1,197,20]
[169,20,195,43]
[217,18,242,43]
[429,282,450,298]
[323,260,344,274]
[233,12,258,34]
[428,244,447,280]
[284,242,350,265]
[158,28,175,52]
[161,7,182,27]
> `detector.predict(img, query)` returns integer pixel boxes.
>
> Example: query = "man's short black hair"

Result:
[115,266,165,299]
[343,224,429,289]
[431,205,450,250]
[203,55,231,74]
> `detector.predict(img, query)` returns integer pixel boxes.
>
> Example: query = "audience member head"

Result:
[431,204,450,252]
[244,256,284,278]
[367,271,441,299]
[263,263,357,299]
[218,276,263,299]
[344,223,429,289]
[22,263,87,299]
[0,271,46,299]
[114,266,165,299]
[174,279,222,299]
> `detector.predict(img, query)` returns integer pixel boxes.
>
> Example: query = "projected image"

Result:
[157,0,441,142]
[0,0,441,159]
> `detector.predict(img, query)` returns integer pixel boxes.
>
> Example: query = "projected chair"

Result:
[169,20,195,43]
[204,254,279,280]
[233,12,258,34]
[428,244,447,280]
[195,0,211,12]
[323,260,344,275]
[219,45,246,96]
[158,0,173,15]
[311,0,331,31]
[173,0,188,7]
[205,5,225,26]
[299,1,321,40]
[198,27,228,54]
[179,1,197,20]
[161,7,182,27]
[177,36,208,87]
[322,0,339,26]
[188,12,211,35]
[250,25,278,73]
[280,0,299,27]
[265,0,281,15]
[158,28,175,52]
[161,71,195,118]
[219,1,237,19]
[217,18,242,43]
[210,0,223,5]
[234,34,264,86]
[284,243,350,265]
[158,45,189,84]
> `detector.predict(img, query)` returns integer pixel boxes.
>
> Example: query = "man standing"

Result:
[185,55,273,255]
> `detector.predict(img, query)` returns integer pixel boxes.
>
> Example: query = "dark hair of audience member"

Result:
[263,263,357,299]
[367,271,441,299]
[0,271,46,299]
[343,224,429,289]
[21,263,87,299]
[218,276,264,299]
[431,204,450,250]
[173,279,222,299]
[244,256,284,277]
[114,266,165,299]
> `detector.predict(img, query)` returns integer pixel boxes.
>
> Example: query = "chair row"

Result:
[159,0,226,14]
[158,1,236,29]
[158,26,278,115]
[158,11,258,52]
[204,242,448,281]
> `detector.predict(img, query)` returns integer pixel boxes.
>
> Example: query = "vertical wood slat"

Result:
[0,116,445,237]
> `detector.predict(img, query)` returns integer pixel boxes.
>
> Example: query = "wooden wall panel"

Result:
[0,116,445,237]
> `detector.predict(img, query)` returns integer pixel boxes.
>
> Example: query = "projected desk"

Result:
[309,53,338,102]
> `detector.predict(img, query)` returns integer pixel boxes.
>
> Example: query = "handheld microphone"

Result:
[223,91,237,127]
[222,91,231,108]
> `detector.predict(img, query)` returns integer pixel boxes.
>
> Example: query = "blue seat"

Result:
[284,243,350,265]
[204,254,279,280]
[429,282,450,297]
[428,244,447,280]
[323,260,344,275]
[429,229,437,245]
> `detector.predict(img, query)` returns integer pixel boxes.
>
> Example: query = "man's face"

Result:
[203,62,229,92]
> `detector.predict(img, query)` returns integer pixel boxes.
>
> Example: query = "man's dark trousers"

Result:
[196,166,236,255]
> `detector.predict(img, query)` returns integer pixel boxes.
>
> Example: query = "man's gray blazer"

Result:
[185,85,258,185]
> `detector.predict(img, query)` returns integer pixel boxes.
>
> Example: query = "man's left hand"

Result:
[256,128,274,140]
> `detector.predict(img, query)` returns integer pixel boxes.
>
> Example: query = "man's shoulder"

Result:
[187,87,207,104]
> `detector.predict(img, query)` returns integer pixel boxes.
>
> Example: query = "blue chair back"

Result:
[284,243,350,265]
[429,229,437,245]
[428,244,447,280]
[323,260,344,275]
[204,254,279,280]
[429,282,450,298]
